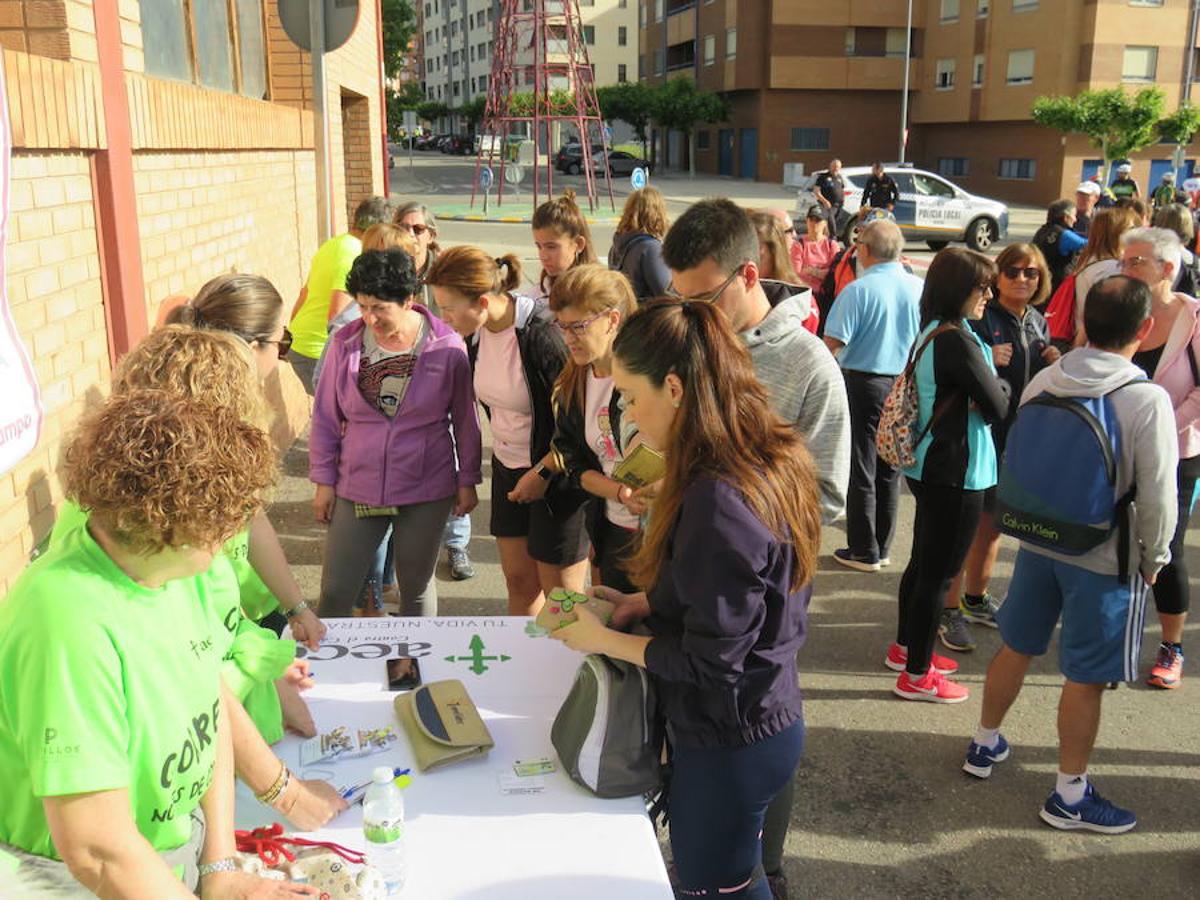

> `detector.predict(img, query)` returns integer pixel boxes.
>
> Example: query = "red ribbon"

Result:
[234,823,368,868]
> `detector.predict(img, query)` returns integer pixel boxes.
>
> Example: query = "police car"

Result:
[797,164,1009,252]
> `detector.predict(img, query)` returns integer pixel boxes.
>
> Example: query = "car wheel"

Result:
[569,163,581,175]
[926,240,950,251]
[965,218,997,252]
[842,221,861,246]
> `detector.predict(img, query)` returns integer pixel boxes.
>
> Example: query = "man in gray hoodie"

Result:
[661,198,850,900]
[962,275,1177,835]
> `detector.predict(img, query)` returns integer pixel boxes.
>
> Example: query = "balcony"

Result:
[667,0,695,15]
[667,40,696,72]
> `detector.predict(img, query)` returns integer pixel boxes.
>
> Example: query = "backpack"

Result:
[995,380,1144,580]
[551,654,663,798]
[876,323,959,469]
[1043,273,1078,342]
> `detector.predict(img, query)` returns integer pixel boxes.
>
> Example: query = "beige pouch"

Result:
[394,679,495,772]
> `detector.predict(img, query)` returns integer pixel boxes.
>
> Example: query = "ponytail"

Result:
[425,244,524,302]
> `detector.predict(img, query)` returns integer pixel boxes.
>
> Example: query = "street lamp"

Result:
[898,0,913,164]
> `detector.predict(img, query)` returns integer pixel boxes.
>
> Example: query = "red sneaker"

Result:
[893,669,970,704]
[1146,644,1184,689]
[885,642,959,675]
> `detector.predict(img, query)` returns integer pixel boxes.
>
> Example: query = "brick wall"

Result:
[1,150,108,592]
[341,91,373,226]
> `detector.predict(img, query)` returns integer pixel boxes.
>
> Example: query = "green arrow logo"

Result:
[444,634,512,675]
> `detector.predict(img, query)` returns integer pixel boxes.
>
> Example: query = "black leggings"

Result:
[1152,455,1200,617]
[897,478,985,675]
[670,720,805,899]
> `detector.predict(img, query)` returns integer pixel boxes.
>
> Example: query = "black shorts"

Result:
[490,456,590,567]
[982,485,997,514]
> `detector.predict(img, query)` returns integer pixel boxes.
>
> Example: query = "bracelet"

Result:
[255,761,290,806]
[284,600,310,621]
[197,857,239,879]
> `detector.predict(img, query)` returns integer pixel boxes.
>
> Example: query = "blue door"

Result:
[1080,159,1104,185]
[718,129,734,176]
[738,128,758,179]
[1148,159,1174,196]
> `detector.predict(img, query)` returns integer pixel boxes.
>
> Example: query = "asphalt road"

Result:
[280,156,1198,897]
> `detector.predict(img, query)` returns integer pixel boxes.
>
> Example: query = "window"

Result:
[582,25,595,44]
[1129,0,1164,6]
[844,27,856,56]
[885,28,908,58]
[972,54,984,87]
[726,27,737,58]
[469,46,475,61]
[620,0,627,6]
[480,74,488,91]
[999,158,1036,179]
[470,77,476,92]
[233,0,266,99]
[468,13,473,28]
[940,0,959,22]
[977,0,989,15]
[618,63,627,82]
[655,0,663,22]
[619,25,627,46]
[790,128,830,151]
[1006,49,1034,84]
[451,21,458,36]
[938,157,970,177]
[141,0,267,96]
[936,58,956,89]
[425,2,431,15]
[193,0,235,91]
[697,130,711,150]
[1012,0,1037,9]
[914,173,956,197]
[139,0,192,82]
[1123,46,1158,82]
[704,34,715,65]
[654,48,664,74]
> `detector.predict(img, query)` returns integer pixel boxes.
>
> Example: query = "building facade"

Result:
[641,0,1200,204]
[0,0,388,594]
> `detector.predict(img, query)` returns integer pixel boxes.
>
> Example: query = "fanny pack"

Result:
[394,679,495,771]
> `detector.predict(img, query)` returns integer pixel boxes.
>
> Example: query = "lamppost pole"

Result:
[898,0,913,163]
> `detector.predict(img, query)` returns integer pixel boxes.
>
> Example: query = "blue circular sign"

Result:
[630,167,647,191]
[479,166,494,190]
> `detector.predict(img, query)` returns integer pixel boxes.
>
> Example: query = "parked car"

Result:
[592,150,653,177]
[556,143,605,174]
[794,164,1009,252]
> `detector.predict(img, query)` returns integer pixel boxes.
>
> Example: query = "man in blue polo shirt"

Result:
[823,219,922,572]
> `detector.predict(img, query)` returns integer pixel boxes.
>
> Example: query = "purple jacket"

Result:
[308,307,483,506]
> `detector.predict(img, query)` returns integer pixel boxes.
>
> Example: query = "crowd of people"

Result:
[0,176,1195,899]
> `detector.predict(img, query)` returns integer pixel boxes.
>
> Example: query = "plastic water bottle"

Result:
[363,766,406,894]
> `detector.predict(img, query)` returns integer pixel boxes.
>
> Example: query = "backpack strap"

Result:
[903,322,964,448]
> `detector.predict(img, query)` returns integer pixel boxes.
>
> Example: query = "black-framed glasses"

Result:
[665,264,747,303]
[553,311,607,337]
[1001,266,1040,281]
[399,222,430,236]
[260,327,293,359]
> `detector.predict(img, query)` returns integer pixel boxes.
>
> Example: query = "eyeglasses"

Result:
[665,264,746,303]
[554,310,607,336]
[1120,255,1159,270]
[399,222,430,237]
[260,327,293,359]
[1001,266,1040,281]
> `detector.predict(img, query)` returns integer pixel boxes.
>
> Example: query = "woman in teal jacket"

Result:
[890,249,1011,704]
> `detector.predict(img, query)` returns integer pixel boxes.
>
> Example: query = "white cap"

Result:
[1075,182,1101,196]
[1117,163,1132,174]
[1163,172,1176,182]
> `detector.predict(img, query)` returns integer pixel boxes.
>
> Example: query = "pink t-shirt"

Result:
[584,370,641,529]
[791,237,841,294]
[474,323,533,469]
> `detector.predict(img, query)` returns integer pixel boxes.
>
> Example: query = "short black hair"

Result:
[918,247,997,326]
[661,198,760,273]
[353,196,395,232]
[346,249,419,304]
[1084,275,1151,350]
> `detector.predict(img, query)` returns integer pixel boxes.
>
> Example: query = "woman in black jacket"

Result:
[548,264,641,593]
[607,187,670,303]
[426,246,590,614]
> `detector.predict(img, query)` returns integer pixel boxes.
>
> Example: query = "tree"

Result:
[1160,102,1200,179]
[386,83,426,139]
[417,101,451,126]
[458,96,487,134]
[650,78,730,177]
[381,0,417,81]
[597,82,656,156]
[1031,87,1165,182]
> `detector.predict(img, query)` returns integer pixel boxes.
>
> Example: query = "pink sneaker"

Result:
[893,669,970,704]
[885,642,959,675]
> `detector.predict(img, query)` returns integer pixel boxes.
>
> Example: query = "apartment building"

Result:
[641,0,1200,204]
[421,0,639,108]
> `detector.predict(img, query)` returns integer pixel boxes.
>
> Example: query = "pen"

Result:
[339,767,412,800]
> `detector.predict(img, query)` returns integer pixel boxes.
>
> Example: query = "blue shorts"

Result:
[997,547,1150,684]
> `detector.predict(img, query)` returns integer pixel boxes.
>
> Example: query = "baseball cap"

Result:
[1117,163,1132,174]
[1075,182,1101,196]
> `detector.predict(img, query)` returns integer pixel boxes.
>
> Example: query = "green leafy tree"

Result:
[650,78,729,177]
[417,100,451,126]
[381,0,417,81]
[459,96,488,133]
[1031,87,1165,182]
[1160,101,1200,178]
[386,83,426,139]
[597,82,656,157]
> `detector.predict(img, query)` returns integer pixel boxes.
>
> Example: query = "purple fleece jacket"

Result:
[308,306,483,506]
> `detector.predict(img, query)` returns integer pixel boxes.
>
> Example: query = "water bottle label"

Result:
[364,818,403,844]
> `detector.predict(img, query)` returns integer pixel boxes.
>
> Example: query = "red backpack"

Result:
[1043,273,1078,342]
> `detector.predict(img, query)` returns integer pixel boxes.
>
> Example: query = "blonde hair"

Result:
[616,187,669,240]
[532,189,598,290]
[1073,207,1141,274]
[548,264,636,411]
[749,210,800,284]
[165,273,283,344]
[362,223,418,256]
[424,245,523,303]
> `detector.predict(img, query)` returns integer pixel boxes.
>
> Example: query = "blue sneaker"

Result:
[962,734,1010,779]
[1039,783,1137,834]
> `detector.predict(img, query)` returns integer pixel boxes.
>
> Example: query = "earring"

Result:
[672,400,681,409]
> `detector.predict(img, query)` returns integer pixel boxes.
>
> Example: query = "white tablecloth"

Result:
[236,616,673,899]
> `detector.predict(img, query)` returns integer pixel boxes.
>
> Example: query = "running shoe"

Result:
[939,608,976,652]
[1146,643,1184,690]
[962,734,1011,779]
[447,547,476,581]
[961,592,1002,628]
[1039,783,1137,834]
[885,642,959,675]
[833,548,880,573]
[893,669,970,704]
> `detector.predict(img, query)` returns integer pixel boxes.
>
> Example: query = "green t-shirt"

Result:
[0,515,229,859]
[290,232,362,359]
[223,530,280,623]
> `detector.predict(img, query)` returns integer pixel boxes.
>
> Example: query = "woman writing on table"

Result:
[553,300,818,900]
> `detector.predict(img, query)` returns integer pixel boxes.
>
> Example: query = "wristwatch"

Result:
[284,599,310,620]
[197,857,239,879]
[534,463,552,481]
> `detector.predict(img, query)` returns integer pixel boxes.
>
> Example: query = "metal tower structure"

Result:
[471,0,615,213]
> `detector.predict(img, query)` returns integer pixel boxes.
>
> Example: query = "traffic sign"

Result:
[505,163,524,184]
[630,167,648,191]
[402,110,417,132]
[277,0,360,52]
[479,166,494,190]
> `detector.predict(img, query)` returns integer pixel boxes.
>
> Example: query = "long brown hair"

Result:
[613,301,821,592]
[749,210,800,284]
[1072,206,1140,274]
[548,264,635,411]
[616,187,669,239]
[532,189,597,290]
[165,273,283,344]
[424,245,523,301]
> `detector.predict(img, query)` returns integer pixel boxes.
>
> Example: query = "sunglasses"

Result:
[665,264,746,303]
[261,327,293,359]
[553,310,607,336]
[399,222,430,236]
[1001,266,1040,281]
